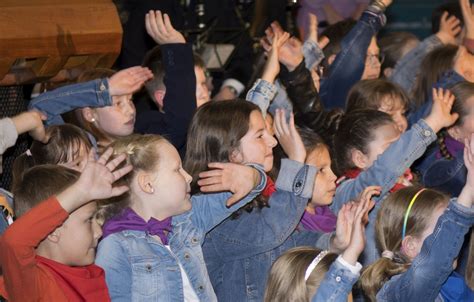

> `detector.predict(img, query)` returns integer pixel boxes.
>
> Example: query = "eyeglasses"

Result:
[365,53,385,66]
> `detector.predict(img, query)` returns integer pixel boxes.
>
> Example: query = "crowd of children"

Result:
[0,0,474,301]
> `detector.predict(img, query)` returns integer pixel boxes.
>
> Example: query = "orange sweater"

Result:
[0,197,110,301]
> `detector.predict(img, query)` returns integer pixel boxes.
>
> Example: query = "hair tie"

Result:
[304,250,329,281]
[402,188,427,240]
[25,149,32,157]
[381,250,394,260]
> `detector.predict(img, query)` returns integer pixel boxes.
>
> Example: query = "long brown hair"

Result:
[360,187,449,301]
[411,45,458,108]
[264,247,338,302]
[184,100,270,214]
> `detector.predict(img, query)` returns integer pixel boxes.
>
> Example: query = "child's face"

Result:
[378,97,408,133]
[147,142,193,217]
[361,37,381,80]
[94,94,136,137]
[306,146,337,206]
[57,202,102,266]
[233,110,277,172]
[361,122,400,170]
[195,66,210,107]
[59,142,89,172]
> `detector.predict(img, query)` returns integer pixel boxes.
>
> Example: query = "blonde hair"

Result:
[96,134,166,222]
[360,187,449,301]
[264,247,338,302]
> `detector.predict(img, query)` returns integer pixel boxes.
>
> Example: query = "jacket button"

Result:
[295,181,302,188]
[335,276,341,282]
[99,82,106,91]
[191,237,198,244]
[198,285,204,291]
[184,253,190,260]
[146,265,152,272]
[423,130,431,137]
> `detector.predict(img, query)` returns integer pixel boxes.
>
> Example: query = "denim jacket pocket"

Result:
[131,257,166,297]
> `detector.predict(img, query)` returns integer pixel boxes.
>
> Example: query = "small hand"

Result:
[273,109,306,163]
[265,22,304,72]
[145,10,186,44]
[356,185,380,224]
[108,66,153,96]
[261,30,290,83]
[424,88,458,133]
[198,162,261,206]
[436,12,462,45]
[332,202,357,253]
[460,0,474,39]
[28,111,49,143]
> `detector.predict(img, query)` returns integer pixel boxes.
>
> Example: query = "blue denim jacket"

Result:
[390,35,442,94]
[319,10,385,110]
[28,78,112,126]
[202,159,334,302]
[95,167,266,302]
[312,257,361,302]
[376,200,474,302]
[332,119,437,266]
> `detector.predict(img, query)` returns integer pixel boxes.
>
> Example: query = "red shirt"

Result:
[0,197,110,301]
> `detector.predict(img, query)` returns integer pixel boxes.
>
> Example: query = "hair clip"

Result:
[381,250,394,260]
[304,250,329,281]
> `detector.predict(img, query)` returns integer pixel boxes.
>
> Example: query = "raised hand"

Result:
[10,111,49,143]
[459,133,474,208]
[264,22,304,72]
[460,0,474,39]
[308,13,330,49]
[424,88,459,133]
[261,30,290,83]
[356,185,380,223]
[273,109,306,163]
[108,66,153,96]
[436,12,462,45]
[341,190,374,265]
[197,162,262,207]
[331,202,357,253]
[145,10,185,45]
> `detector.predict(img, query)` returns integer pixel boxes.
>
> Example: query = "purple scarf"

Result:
[301,206,337,233]
[436,135,464,159]
[102,207,172,245]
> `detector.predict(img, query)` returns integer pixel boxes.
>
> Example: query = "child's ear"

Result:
[383,67,393,78]
[447,126,462,142]
[229,148,243,164]
[46,228,62,243]
[351,149,369,170]
[137,171,155,194]
[82,107,97,123]
[153,89,166,110]
[401,235,420,260]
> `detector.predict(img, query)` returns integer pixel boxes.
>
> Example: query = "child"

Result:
[264,187,376,302]
[346,79,409,132]
[360,134,474,301]
[417,81,474,196]
[184,101,351,301]
[95,134,267,301]
[0,148,132,301]
[12,124,92,189]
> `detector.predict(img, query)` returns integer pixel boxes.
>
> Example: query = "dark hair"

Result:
[411,45,458,108]
[184,100,269,213]
[12,124,91,190]
[346,79,410,113]
[360,187,449,301]
[320,19,357,73]
[299,128,328,155]
[13,165,79,218]
[437,81,474,159]
[142,46,166,99]
[378,32,419,72]
[432,1,463,33]
[333,109,394,175]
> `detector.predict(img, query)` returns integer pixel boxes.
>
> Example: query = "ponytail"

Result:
[437,130,453,160]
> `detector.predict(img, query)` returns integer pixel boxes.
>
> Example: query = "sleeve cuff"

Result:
[276,159,317,198]
[336,255,362,275]
[222,78,245,95]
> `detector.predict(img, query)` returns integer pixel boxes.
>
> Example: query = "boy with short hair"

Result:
[0,148,131,301]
